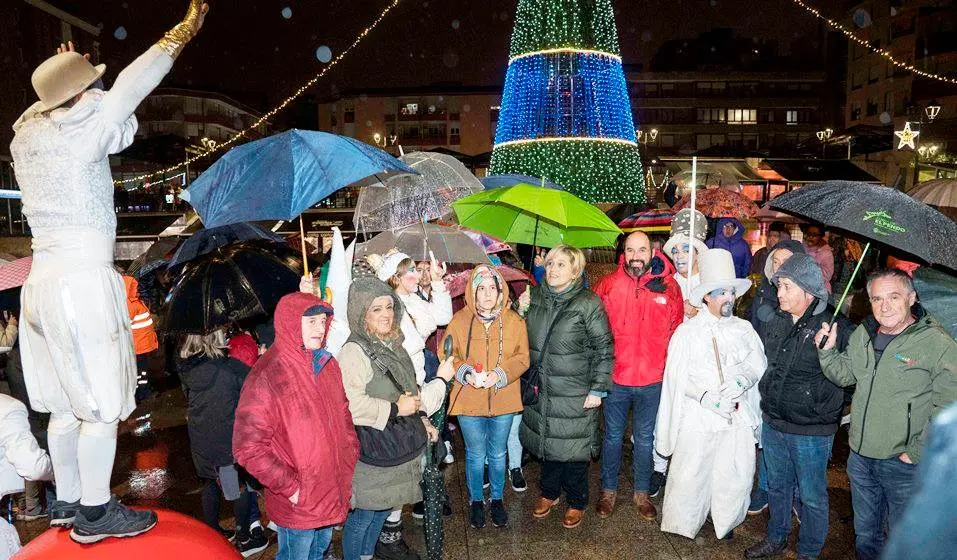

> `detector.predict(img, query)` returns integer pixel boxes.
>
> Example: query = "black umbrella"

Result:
[127,237,182,278]
[771,180,957,347]
[161,241,305,335]
[167,222,285,270]
[422,336,455,560]
[770,181,957,270]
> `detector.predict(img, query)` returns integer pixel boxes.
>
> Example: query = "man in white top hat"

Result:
[9,1,208,544]
[663,208,709,320]
[655,249,767,540]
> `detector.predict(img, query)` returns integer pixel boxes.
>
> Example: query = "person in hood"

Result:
[233,293,359,560]
[593,231,684,521]
[123,275,159,402]
[707,218,752,279]
[745,254,852,560]
[802,224,834,293]
[9,1,208,542]
[815,268,957,560]
[0,393,54,559]
[655,249,767,540]
[338,277,453,560]
[441,265,530,530]
[177,329,267,556]
[518,246,612,529]
[751,223,790,276]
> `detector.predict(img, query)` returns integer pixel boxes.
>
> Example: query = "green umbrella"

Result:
[451,183,622,248]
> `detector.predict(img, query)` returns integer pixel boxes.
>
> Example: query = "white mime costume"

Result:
[655,249,767,539]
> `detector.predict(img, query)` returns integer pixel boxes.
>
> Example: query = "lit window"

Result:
[786,110,798,124]
[728,109,757,124]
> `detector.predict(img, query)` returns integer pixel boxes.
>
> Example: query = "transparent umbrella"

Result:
[354,151,483,233]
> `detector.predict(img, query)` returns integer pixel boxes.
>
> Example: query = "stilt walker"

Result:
[9,1,209,544]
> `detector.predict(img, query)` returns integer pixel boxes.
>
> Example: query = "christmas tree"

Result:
[489,0,645,203]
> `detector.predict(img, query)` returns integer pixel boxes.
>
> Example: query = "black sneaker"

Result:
[237,531,269,558]
[649,471,666,498]
[743,538,787,559]
[411,501,425,519]
[483,466,490,490]
[69,497,157,544]
[50,499,79,528]
[469,500,485,529]
[489,499,508,528]
[509,468,527,492]
[442,493,453,518]
[374,537,420,560]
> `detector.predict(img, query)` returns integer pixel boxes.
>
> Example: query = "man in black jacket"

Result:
[745,253,851,560]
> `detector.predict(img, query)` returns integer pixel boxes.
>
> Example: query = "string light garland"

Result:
[789,0,957,86]
[491,0,645,203]
[114,0,404,186]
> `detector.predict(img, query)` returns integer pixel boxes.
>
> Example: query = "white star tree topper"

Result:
[895,122,920,150]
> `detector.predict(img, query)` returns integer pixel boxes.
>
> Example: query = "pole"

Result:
[299,215,310,277]
[687,156,698,279]
[818,242,871,349]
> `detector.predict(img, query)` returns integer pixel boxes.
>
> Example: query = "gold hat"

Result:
[31,51,106,112]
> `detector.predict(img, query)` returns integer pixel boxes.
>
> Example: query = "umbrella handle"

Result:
[300,215,309,277]
[819,241,870,349]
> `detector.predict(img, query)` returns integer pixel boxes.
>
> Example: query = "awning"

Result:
[764,159,879,184]
[664,161,767,183]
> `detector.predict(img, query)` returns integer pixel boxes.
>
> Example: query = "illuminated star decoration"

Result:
[895,122,920,150]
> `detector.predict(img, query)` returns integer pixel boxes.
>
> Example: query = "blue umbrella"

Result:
[480,174,564,190]
[167,222,285,270]
[182,129,414,228]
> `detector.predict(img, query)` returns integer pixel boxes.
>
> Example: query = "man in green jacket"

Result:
[815,268,957,560]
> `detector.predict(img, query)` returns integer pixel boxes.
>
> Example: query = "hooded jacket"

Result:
[440,265,530,417]
[233,293,358,530]
[593,251,684,387]
[819,305,957,463]
[707,218,752,279]
[749,240,807,334]
[123,275,158,355]
[520,274,613,462]
[177,352,249,480]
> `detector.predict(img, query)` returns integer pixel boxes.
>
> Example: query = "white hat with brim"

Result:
[31,51,106,112]
[689,248,754,307]
[663,232,709,259]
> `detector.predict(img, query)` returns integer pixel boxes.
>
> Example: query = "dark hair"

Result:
[801,224,826,234]
[866,268,915,296]
[769,222,788,233]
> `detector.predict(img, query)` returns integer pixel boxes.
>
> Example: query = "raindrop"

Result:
[709,0,717,6]
[316,45,332,63]
[710,46,716,52]
[442,50,459,68]
[359,93,368,102]
[463,104,471,113]
[275,46,280,52]
[500,11,509,21]
[451,19,460,30]
[853,9,872,28]
[366,120,373,127]
[641,30,652,43]
[879,111,892,124]
[114,26,127,40]
[121,2,128,8]
[281,7,292,19]
[438,96,444,102]
[890,7,897,16]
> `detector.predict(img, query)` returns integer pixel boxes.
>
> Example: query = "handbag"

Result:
[354,349,429,468]
[520,302,569,406]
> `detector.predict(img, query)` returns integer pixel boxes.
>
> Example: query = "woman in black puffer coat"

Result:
[518,245,613,529]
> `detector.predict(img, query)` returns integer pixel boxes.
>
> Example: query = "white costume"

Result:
[397,282,452,385]
[10,46,174,507]
[0,394,54,558]
[655,306,766,539]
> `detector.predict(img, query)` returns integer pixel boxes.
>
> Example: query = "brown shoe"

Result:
[633,492,657,521]
[532,496,560,519]
[596,490,616,519]
[562,508,583,529]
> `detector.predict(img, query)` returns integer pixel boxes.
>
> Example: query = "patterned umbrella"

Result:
[443,265,531,298]
[354,151,483,233]
[672,187,760,219]
[456,227,511,254]
[0,257,31,292]
[908,179,957,220]
[618,209,674,233]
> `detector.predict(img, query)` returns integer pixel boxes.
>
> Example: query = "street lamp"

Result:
[925,103,941,122]
[898,103,944,187]
[373,132,398,148]
[637,128,658,146]
[816,128,833,158]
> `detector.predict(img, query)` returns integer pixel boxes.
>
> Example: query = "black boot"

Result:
[375,519,420,560]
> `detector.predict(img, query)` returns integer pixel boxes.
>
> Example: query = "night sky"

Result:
[50,0,823,108]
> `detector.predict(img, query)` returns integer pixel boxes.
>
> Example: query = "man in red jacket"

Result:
[233,292,359,558]
[594,231,683,521]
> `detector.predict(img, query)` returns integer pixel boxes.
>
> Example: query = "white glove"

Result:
[700,391,735,419]
[719,375,751,400]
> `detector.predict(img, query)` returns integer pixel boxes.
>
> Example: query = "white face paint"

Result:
[704,288,736,318]
[669,243,697,275]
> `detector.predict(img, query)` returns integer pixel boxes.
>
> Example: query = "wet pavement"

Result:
[13,379,857,559]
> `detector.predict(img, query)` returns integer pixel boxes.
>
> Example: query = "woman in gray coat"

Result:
[518,245,614,529]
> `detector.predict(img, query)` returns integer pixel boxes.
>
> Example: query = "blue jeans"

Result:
[762,424,833,557]
[600,382,662,493]
[343,508,391,560]
[882,403,957,560]
[459,414,514,501]
[846,451,917,560]
[508,413,523,471]
[277,525,334,560]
